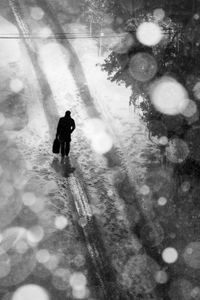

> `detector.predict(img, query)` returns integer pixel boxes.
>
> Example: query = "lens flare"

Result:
[136,22,163,46]
[150,77,189,115]
[30,7,44,20]
[154,270,168,284]
[38,27,52,38]
[162,247,178,264]
[158,197,167,206]
[26,226,44,245]
[54,216,68,230]
[166,138,189,163]
[22,192,37,207]
[82,118,106,140]
[36,249,50,264]
[69,272,87,289]
[10,79,24,93]
[193,81,200,99]
[181,100,197,118]
[183,242,200,269]
[91,132,113,154]
[12,284,49,300]
[153,8,165,21]
[129,52,157,82]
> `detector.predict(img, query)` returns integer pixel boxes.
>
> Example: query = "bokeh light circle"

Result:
[193,81,200,99]
[166,138,189,163]
[30,7,44,21]
[153,8,165,21]
[129,52,157,82]
[69,272,87,289]
[162,247,178,264]
[136,22,163,46]
[91,132,113,154]
[54,215,68,230]
[150,77,189,115]
[10,79,23,93]
[183,242,200,269]
[154,270,168,284]
[12,284,49,300]
[158,197,167,206]
[181,100,197,118]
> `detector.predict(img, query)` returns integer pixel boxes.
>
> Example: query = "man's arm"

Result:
[56,119,61,138]
[70,119,75,133]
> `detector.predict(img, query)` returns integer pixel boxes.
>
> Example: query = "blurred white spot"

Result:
[181,181,190,192]
[26,226,44,245]
[183,242,200,269]
[136,22,163,46]
[166,138,189,163]
[44,254,59,271]
[107,190,113,197]
[91,132,113,154]
[52,268,70,291]
[193,82,200,99]
[39,27,52,38]
[139,185,150,195]
[12,284,49,300]
[0,113,5,126]
[191,286,200,298]
[193,14,200,20]
[1,227,27,252]
[78,217,87,228]
[158,197,167,206]
[15,240,29,254]
[158,136,168,145]
[22,192,36,207]
[153,8,165,21]
[54,215,68,230]
[39,43,70,78]
[154,270,168,284]
[129,52,157,82]
[72,286,89,299]
[0,252,11,278]
[54,268,70,281]
[150,77,189,115]
[30,7,44,20]
[181,100,197,118]
[74,254,85,267]
[36,249,50,264]
[10,79,23,93]
[44,181,58,194]
[162,247,178,264]
[186,247,193,254]
[30,197,45,213]
[69,272,87,289]
[83,118,106,140]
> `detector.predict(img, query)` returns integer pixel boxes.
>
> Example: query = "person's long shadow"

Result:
[51,157,75,178]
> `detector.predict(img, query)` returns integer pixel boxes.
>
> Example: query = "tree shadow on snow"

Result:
[51,157,75,177]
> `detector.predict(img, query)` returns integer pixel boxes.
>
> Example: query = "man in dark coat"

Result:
[56,111,75,158]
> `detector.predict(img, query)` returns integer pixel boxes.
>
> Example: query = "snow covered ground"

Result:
[0,11,164,300]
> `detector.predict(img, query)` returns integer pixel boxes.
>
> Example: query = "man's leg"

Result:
[60,141,65,157]
[65,141,70,156]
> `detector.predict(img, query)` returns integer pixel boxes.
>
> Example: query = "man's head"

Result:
[65,110,71,117]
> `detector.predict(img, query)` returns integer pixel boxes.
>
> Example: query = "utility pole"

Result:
[98,26,104,56]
